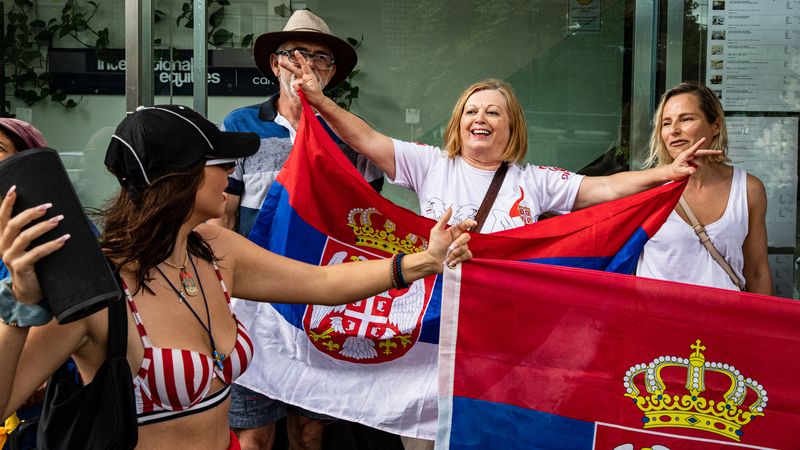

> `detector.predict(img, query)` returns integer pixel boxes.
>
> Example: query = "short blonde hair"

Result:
[645,82,730,167]
[442,79,528,163]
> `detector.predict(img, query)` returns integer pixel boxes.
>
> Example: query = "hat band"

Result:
[288,27,331,33]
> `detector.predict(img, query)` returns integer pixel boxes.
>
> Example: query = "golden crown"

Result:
[347,207,427,255]
[624,339,767,442]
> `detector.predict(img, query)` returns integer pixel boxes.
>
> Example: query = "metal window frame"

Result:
[665,0,684,89]
[124,0,153,112]
[629,0,659,169]
[125,0,206,113]
[630,0,684,168]
[193,0,208,115]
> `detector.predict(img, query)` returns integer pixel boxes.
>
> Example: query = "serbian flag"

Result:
[233,92,683,438]
[438,260,800,449]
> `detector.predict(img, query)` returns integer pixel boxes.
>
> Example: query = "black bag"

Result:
[36,297,138,449]
[4,415,39,450]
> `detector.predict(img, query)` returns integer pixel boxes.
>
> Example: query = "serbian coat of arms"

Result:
[302,208,434,363]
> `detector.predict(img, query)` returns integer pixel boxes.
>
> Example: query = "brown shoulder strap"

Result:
[472,163,509,232]
[677,196,745,290]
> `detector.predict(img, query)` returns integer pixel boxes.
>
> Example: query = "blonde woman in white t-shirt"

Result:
[282,55,729,449]
[284,53,720,235]
[637,82,772,295]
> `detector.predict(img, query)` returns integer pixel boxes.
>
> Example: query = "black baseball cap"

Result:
[105,105,259,192]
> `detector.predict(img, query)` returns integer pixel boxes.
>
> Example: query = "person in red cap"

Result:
[0,118,48,160]
[212,9,383,450]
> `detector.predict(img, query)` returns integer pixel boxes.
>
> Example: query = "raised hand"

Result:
[666,137,723,180]
[426,207,475,272]
[0,185,70,304]
[279,50,327,106]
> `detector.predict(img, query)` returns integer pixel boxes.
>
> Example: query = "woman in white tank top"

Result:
[636,82,773,295]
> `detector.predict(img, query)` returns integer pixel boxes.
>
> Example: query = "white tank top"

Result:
[636,168,748,290]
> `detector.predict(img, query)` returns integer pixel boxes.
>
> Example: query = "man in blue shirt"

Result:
[212,9,382,450]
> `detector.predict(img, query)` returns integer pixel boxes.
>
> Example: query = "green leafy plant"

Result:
[1,0,110,115]
[1,1,358,117]
[175,0,253,49]
[324,35,362,111]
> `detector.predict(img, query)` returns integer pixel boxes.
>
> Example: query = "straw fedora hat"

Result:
[254,9,357,89]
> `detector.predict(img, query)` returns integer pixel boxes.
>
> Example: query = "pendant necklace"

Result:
[156,260,226,370]
[162,253,199,297]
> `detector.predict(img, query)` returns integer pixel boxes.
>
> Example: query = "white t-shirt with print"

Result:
[390,139,585,233]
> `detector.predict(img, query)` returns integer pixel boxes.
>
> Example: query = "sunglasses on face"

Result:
[207,161,236,171]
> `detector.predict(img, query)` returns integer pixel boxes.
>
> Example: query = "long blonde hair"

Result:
[645,82,730,167]
[442,79,528,163]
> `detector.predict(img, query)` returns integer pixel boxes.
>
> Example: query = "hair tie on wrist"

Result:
[0,278,53,328]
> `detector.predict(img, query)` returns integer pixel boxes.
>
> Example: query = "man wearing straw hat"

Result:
[214,9,383,450]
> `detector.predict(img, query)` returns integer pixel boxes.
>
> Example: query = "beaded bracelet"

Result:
[393,252,409,290]
[0,278,53,328]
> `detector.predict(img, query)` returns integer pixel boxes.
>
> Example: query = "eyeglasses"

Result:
[275,48,335,70]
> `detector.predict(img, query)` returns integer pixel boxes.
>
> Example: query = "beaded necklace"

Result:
[156,257,226,370]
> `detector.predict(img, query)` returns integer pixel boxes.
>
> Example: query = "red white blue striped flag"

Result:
[235,92,690,438]
[438,259,800,449]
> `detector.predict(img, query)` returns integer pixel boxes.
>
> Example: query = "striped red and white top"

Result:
[123,261,255,425]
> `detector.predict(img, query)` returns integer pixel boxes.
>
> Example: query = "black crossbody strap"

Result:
[472,163,509,232]
[106,272,128,358]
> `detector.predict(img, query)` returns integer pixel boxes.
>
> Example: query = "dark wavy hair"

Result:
[100,161,217,293]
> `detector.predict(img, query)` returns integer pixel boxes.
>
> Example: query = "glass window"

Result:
[665,1,799,298]
[3,0,126,209]
[11,0,794,297]
[207,1,634,211]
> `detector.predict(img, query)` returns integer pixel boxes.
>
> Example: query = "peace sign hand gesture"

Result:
[278,50,328,107]
[664,137,723,180]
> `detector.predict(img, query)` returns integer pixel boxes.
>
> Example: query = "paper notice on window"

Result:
[726,116,798,248]
[768,253,794,298]
[706,0,800,112]
[568,0,602,32]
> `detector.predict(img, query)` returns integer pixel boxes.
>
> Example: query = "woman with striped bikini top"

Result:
[0,105,475,449]
[122,260,254,426]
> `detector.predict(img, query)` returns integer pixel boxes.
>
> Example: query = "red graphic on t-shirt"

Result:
[538,165,572,180]
[509,187,533,225]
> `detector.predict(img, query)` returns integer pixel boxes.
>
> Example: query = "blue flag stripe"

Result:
[524,227,650,274]
[449,396,595,450]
